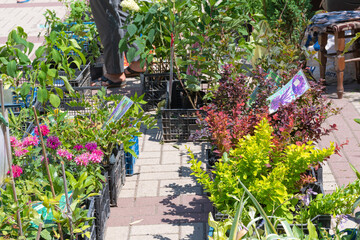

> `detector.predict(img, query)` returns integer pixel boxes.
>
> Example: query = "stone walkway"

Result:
[105,122,211,239]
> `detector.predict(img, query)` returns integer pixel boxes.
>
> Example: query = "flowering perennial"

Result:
[85,142,97,152]
[74,153,90,166]
[57,149,73,160]
[22,135,39,147]
[7,165,23,178]
[74,144,84,151]
[120,0,140,12]
[34,124,50,137]
[46,136,61,150]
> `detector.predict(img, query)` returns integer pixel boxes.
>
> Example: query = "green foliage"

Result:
[43,90,156,161]
[121,0,254,104]
[306,179,360,220]
[190,118,334,220]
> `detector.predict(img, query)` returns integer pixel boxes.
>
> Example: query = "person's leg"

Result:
[89,0,125,83]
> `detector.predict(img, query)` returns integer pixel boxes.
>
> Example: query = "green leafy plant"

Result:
[41,90,156,161]
[208,179,323,240]
[189,118,334,220]
[120,0,254,107]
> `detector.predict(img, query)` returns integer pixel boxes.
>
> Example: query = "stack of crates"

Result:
[125,136,139,176]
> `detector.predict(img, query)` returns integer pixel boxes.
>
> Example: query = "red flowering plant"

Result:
[196,64,339,155]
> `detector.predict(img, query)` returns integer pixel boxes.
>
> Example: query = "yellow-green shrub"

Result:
[189,118,334,220]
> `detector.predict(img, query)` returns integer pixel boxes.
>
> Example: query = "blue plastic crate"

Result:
[130,135,139,157]
[2,88,38,115]
[125,154,136,175]
[208,227,214,238]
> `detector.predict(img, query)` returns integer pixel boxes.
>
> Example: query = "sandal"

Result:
[125,66,144,77]
[91,76,126,88]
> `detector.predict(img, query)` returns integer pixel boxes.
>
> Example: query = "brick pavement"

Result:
[105,123,211,239]
[0,0,67,59]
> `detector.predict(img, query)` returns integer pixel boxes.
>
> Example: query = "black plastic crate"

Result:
[161,80,206,142]
[39,86,105,116]
[90,63,103,81]
[108,146,125,206]
[162,108,204,142]
[276,215,331,234]
[140,72,175,111]
[81,197,97,240]
[94,171,110,240]
[212,205,229,221]
[56,63,91,87]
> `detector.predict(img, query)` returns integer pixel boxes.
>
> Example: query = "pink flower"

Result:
[34,124,50,137]
[40,156,50,164]
[74,153,89,166]
[10,136,21,148]
[73,144,84,151]
[89,149,104,163]
[22,135,39,147]
[15,148,29,157]
[57,149,73,160]
[46,136,61,149]
[7,165,23,178]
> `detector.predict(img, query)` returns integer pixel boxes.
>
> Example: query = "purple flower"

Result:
[336,214,349,228]
[300,188,318,206]
[292,75,307,95]
[73,144,84,151]
[46,136,61,150]
[85,142,97,152]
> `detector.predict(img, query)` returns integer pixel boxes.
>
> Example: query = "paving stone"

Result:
[180,223,205,240]
[139,171,181,181]
[136,180,159,197]
[110,205,156,217]
[129,234,179,240]
[138,151,161,159]
[123,181,137,190]
[141,164,182,173]
[162,151,182,164]
[135,196,181,207]
[142,144,162,153]
[162,143,183,151]
[118,189,136,198]
[323,182,338,192]
[126,174,139,182]
[159,179,202,196]
[136,157,161,166]
[105,226,129,240]
[130,224,180,235]
[106,216,134,227]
